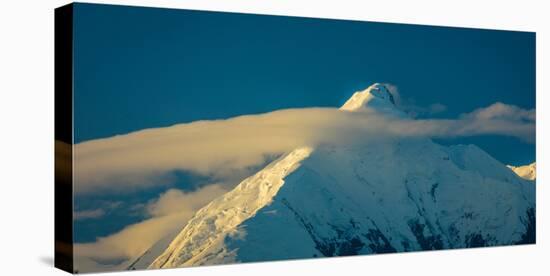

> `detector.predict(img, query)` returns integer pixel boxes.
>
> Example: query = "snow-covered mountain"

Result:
[144,84,535,269]
[508,162,536,180]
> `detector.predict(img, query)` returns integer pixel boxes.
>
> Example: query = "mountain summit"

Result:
[141,84,535,269]
[341,83,396,111]
[508,162,536,180]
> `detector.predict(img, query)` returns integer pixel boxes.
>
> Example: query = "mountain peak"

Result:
[340,83,396,111]
[507,162,536,180]
[368,83,395,104]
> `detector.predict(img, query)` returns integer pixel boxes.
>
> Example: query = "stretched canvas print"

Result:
[55,2,536,274]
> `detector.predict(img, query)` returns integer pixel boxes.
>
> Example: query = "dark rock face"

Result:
[408,219,443,250]
[282,194,535,260]
[363,228,397,254]
[517,208,536,245]
[465,233,489,248]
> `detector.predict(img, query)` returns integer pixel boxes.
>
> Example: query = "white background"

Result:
[0,0,548,275]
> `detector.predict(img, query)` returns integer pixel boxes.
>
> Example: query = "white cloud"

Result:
[461,102,535,121]
[74,184,228,272]
[146,185,227,217]
[75,212,189,271]
[384,84,447,117]
[74,104,535,195]
[73,108,342,194]
[429,103,448,114]
[74,201,122,221]
[74,209,105,220]
[421,102,535,142]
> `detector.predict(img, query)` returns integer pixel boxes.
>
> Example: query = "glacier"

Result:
[136,83,535,269]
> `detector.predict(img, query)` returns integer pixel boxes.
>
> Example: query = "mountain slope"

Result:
[508,162,536,180]
[148,84,535,269]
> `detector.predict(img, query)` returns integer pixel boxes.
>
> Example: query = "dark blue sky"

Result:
[73,3,535,165]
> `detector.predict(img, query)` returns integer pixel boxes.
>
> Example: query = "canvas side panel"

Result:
[55,3,74,274]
